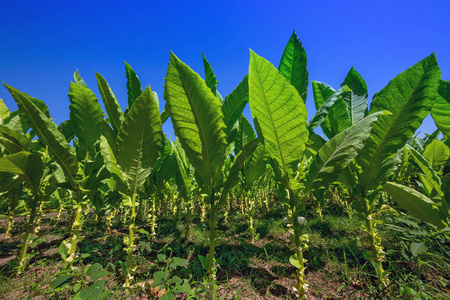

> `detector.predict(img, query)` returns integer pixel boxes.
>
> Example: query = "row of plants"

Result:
[0,31,449,299]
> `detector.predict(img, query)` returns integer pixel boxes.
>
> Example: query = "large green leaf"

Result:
[0,99,10,124]
[431,80,450,138]
[244,143,268,190]
[407,144,443,198]
[117,85,162,194]
[99,135,124,184]
[202,53,219,96]
[218,138,260,207]
[2,110,29,133]
[305,111,386,193]
[95,72,124,133]
[164,52,227,192]
[0,151,42,195]
[308,85,349,131]
[340,67,368,124]
[4,84,78,187]
[228,114,255,154]
[173,141,192,201]
[0,124,32,154]
[356,54,441,195]
[58,120,75,142]
[311,81,349,138]
[328,98,352,138]
[68,82,104,160]
[222,76,249,134]
[124,61,143,112]
[423,139,450,171]
[384,181,447,229]
[248,50,308,186]
[278,31,308,102]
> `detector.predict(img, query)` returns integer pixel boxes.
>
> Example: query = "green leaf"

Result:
[124,61,143,113]
[0,99,11,124]
[58,120,75,142]
[328,97,352,138]
[222,76,249,134]
[384,181,446,229]
[289,254,301,269]
[117,85,163,194]
[410,242,428,257]
[248,50,308,187]
[160,293,175,300]
[2,110,29,133]
[305,111,386,194]
[0,124,32,154]
[431,80,450,138]
[244,143,268,190]
[308,85,349,132]
[4,84,78,187]
[423,139,450,171]
[202,53,219,96]
[356,54,441,195]
[0,151,42,195]
[160,109,169,124]
[79,280,106,300]
[407,144,443,198]
[279,31,308,102]
[340,67,368,124]
[423,128,440,151]
[68,82,104,160]
[228,114,256,154]
[219,138,260,206]
[74,70,88,88]
[169,257,187,269]
[99,135,123,184]
[95,72,124,133]
[86,263,109,281]
[50,275,73,290]
[164,52,227,193]
[311,81,334,137]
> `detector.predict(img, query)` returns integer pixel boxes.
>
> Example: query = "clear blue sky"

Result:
[1,0,449,139]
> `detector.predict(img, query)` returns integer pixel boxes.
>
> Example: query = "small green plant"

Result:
[50,262,110,300]
[151,245,196,300]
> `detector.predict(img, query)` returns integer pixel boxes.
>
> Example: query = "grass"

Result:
[0,197,449,299]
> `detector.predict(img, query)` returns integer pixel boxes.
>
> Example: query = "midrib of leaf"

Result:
[82,91,89,162]
[178,68,213,188]
[362,69,430,195]
[255,70,289,187]
[131,121,145,196]
[349,77,356,124]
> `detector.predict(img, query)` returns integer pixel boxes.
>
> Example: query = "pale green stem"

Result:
[67,200,83,266]
[151,193,157,236]
[362,197,387,285]
[17,195,39,274]
[125,192,137,287]
[5,214,14,239]
[290,189,307,299]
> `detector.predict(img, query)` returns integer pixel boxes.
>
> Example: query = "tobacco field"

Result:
[0,32,449,299]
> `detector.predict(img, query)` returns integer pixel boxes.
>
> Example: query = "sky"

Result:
[1,0,449,140]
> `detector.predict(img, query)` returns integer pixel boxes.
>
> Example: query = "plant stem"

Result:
[151,193,157,236]
[5,214,14,239]
[67,199,83,266]
[125,192,137,287]
[289,188,307,299]
[362,197,387,285]
[17,195,39,273]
